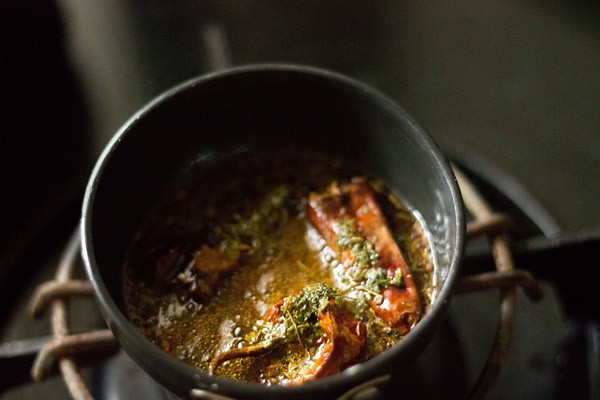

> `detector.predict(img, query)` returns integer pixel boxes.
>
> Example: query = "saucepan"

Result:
[80,64,465,399]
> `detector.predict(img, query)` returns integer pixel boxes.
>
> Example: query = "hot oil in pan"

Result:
[122,148,436,384]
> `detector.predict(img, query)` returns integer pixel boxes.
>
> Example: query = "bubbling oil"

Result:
[123,149,436,384]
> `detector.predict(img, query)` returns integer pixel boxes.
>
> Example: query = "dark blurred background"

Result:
[0,1,598,399]
[2,1,598,259]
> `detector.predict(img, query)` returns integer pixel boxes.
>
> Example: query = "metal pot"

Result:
[80,64,465,399]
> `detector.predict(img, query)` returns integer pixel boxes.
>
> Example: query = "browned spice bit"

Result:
[173,245,241,303]
[209,342,276,374]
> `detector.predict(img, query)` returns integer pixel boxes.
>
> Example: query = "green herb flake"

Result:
[335,219,379,269]
[390,269,403,287]
[248,283,342,347]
